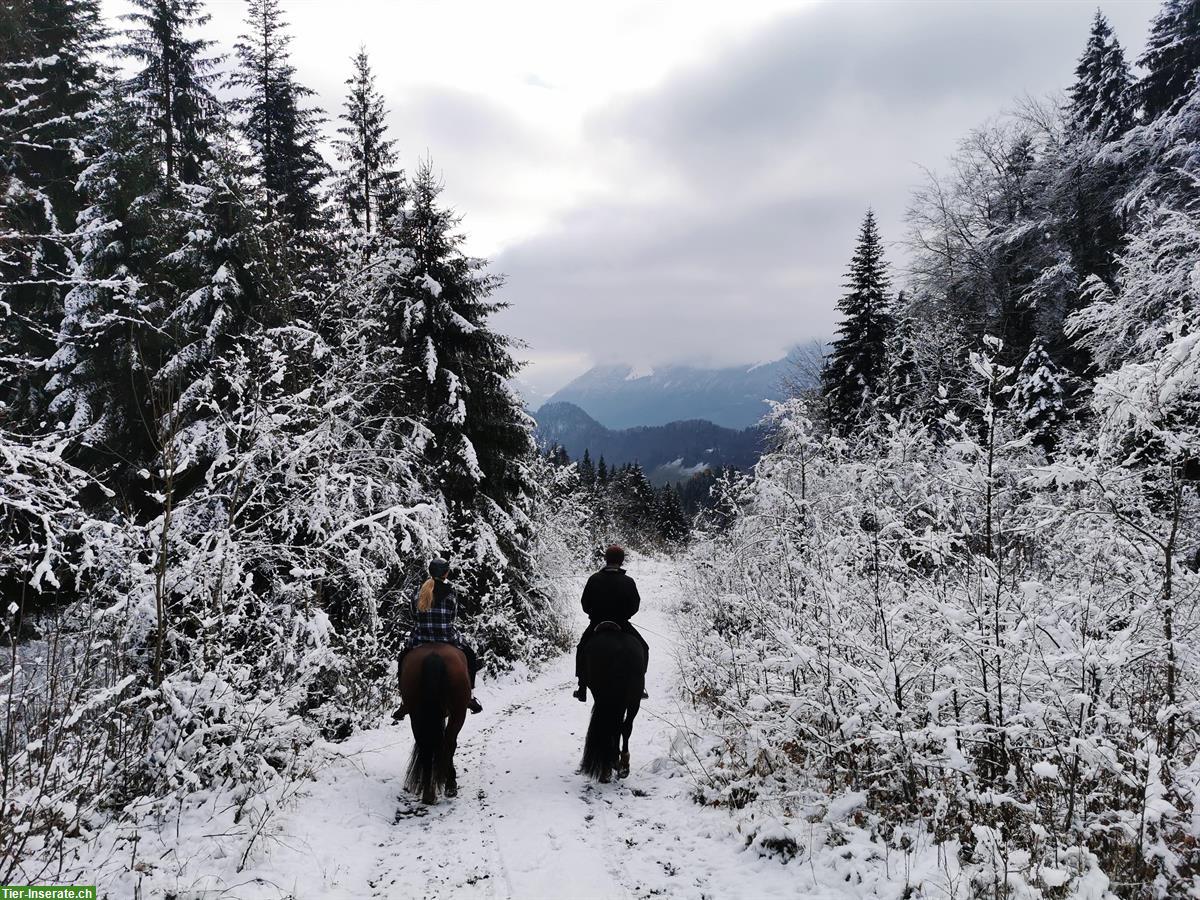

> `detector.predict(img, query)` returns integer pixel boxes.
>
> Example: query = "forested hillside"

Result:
[679,5,1200,895]
[533,400,763,484]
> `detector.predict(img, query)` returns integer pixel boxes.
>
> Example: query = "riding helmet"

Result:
[429,558,451,578]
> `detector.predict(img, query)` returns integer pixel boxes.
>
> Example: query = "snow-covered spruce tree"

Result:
[878,304,922,420]
[228,0,327,239]
[1137,0,1200,121]
[46,88,167,493]
[1069,10,1134,141]
[1116,1,1200,214]
[334,47,403,234]
[654,483,691,547]
[394,160,544,667]
[820,210,894,433]
[49,0,226,497]
[1013,340,1070,452]
[119,0,219,186]
[1052,10,1132,303]
[0,0,105,429]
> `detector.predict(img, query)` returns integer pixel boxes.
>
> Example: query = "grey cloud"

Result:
[496,1,1154,383]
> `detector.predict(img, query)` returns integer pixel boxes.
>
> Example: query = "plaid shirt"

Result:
[406,580,463,648]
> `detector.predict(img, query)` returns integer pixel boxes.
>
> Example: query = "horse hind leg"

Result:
[618,700,639,779]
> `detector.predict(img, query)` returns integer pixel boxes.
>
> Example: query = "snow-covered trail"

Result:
[234,558,806,900]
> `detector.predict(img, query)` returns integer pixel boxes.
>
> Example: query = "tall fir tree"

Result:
[120,0,219,185]
[396,159,537,630]
[0,0,105,428]
[821,210,894,432]
[578,448,595,485]
[1137,0,1200,120]
[334,48,403,233]
[654,483,690,545]
[229,0,326,236]
[47,89,166,494]
[1069,10,1133,140]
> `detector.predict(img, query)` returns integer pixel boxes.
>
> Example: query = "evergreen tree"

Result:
[880,307,921,418]
[1013,341,1069,452]
[154,142,273,479]
[0,0,105,427]
[597,456,608,484]
[334,48,402,233]
[1069,11,1133,140]
[1054,14,1132,299]
[655,483,690,545]
[229,0,326,235]
[47,89,166,493]
[1137,0,1200,120]
[821,210,894,432]
[120,0,219,185]
[578,448,595,485]
[396,160,537,633]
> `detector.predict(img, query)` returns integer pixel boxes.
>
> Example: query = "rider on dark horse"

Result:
[394,558,483,720]
[573,544,650,702]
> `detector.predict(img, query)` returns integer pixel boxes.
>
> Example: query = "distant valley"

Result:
[533,401,764,485]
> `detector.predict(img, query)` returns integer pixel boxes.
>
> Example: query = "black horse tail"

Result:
[581,695,626,780]
[405,651,448,796]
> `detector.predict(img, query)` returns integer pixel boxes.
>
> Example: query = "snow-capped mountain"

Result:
[544,358,794,430]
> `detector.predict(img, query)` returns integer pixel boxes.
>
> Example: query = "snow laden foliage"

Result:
[3,0,569,883]
[679,335,1200,895]
[0,0,105,429]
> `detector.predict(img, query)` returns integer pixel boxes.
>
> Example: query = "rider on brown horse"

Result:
[394,558,483,720]
[573,545,650,702]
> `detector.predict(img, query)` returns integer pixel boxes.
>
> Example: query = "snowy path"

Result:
[230,558,811,899]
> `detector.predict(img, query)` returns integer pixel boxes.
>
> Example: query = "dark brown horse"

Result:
[399,643,471,804]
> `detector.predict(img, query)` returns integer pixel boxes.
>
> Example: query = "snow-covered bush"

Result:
[677,345,1200,895]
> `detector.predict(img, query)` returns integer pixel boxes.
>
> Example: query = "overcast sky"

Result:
[108,0,1157,393]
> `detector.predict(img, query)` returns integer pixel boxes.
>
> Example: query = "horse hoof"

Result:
[600,771,611,784]
[618,767,630,779]
[445,785,458,799]
[422,790,437,806]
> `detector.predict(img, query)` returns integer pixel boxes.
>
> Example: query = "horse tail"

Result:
[405,651,448,796]
[580,695,626,779]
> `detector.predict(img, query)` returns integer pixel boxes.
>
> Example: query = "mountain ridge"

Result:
[544,358,791,430]
[533,401,764,485]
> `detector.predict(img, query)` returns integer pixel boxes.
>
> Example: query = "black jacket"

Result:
[580,567,641,624]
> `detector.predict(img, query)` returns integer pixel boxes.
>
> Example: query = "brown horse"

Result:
[399,643,471,804]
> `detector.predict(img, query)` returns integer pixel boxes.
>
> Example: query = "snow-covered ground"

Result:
[73,557,956,899]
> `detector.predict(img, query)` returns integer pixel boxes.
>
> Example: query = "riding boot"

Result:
[468,695,483,714]
[392,703,408,722]
[573,682,587,702]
